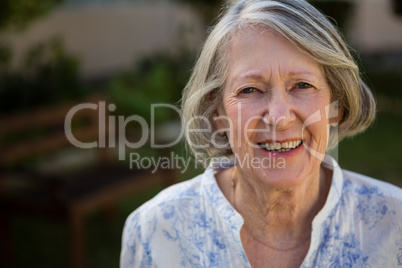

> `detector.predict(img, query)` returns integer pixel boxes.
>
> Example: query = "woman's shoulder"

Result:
[121,170,217,267]
[124,169,211,226]
[310,168,402,268]
[338,169,402,228]
[341,169,402,202]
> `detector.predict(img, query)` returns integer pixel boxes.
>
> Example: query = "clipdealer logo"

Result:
[64,100,339,170]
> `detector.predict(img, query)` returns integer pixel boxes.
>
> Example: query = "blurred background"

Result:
[0,0,401,267]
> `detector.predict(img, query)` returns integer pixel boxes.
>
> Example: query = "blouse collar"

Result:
[201,154,344,233]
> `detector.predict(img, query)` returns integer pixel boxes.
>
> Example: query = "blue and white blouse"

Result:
[120,157,402,267]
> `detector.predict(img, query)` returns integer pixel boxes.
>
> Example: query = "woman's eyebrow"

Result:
[230,72,265,85]
[230,70,319,86]
[287,70,320,78]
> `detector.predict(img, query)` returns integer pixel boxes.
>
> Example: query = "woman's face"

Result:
[216,28,333,189]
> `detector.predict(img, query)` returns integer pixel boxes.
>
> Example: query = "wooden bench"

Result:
[0,95,176,268]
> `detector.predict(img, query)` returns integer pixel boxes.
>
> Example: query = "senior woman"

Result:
[121,0,402,267]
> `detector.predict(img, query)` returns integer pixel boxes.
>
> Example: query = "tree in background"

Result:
[0,0,64,66]
[0,0,88,115]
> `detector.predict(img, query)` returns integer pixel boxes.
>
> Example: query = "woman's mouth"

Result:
[258,139,303,153]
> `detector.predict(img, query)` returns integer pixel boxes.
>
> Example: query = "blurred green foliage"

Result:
[0,38,87,115]
[339,112,402,186]
[0,0,87,116]
[106,52,193,124]
[365,69,402,99]
[0,0,63,30]
[0,0,65,67]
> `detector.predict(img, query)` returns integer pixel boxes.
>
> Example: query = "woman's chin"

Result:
[250,155,314,189]
[234,143,323,189]
[258,168,307,189]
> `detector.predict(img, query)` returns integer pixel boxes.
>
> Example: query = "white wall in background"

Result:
[4,2,204,78]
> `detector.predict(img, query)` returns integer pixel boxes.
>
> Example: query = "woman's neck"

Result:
[217,165,331,250]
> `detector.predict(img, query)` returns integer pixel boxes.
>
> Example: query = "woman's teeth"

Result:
[258,140,303,152]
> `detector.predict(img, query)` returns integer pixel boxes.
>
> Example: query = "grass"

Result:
[337,111,402,186]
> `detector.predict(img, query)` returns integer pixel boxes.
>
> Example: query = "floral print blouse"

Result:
[121,156,402,267]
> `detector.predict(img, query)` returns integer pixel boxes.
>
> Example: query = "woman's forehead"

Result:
[224,27,324,83]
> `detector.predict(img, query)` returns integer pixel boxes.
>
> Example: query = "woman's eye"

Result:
[296,82,313,89]
[240,87,256,94]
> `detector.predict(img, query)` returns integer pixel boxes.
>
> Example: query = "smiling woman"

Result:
[215,28,332,193]
[120,0,402,267]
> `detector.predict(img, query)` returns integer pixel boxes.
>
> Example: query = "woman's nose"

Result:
[262,91,295,129]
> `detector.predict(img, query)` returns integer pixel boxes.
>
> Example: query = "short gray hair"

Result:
[181,0,376,162]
